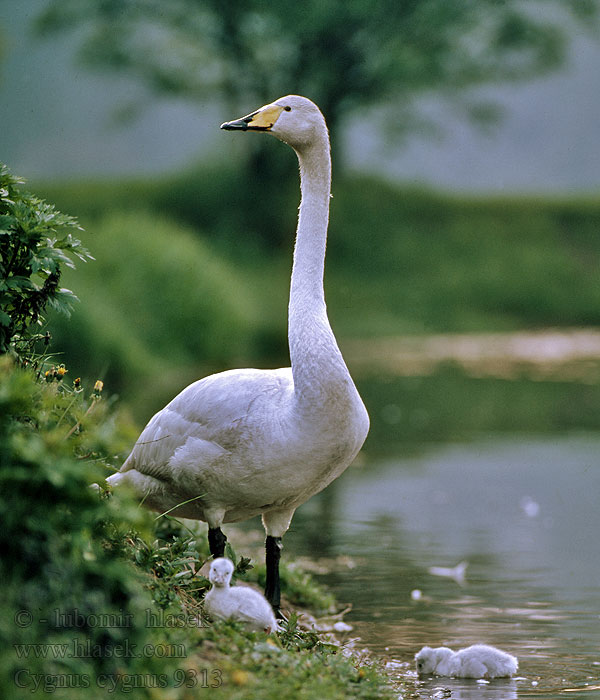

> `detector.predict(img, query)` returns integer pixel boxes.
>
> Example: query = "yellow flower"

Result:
[93,380,104,393]
[231,670,249,686]
[56,366,68,379]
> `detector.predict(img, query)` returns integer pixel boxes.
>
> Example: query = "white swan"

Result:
[204,558,278,634]
[415,644,518,679]
[106,95,370,613]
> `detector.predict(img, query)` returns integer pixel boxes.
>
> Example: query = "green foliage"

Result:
[0,361,180,698]
[0,164,92,361]
[126,518,211,612]
[36,163,300,251]
[48,210,256,415]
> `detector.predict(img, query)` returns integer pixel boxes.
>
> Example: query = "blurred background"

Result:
[2,2,600,692]
[2,0,600,421]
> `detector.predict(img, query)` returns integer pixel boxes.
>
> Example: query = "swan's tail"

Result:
[106,472,124,487]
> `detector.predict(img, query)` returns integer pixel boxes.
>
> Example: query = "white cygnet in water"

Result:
[415,644,518,679]
[204,558,278,634]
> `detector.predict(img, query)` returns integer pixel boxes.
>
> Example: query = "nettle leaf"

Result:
[0,162,90,362]
[0,215,15,229]
[5,276,35,291]
[47,288,79,315]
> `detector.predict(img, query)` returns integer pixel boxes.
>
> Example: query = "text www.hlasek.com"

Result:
[14,639,186,660]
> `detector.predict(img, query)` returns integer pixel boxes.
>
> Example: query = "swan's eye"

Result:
[283,106,291,112]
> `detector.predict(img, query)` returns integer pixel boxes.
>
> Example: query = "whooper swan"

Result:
[106,95,370,614]
[415,644,519,679]
[204,557,278,634]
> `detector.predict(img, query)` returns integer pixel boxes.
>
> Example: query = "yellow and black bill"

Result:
[220,104,284,131]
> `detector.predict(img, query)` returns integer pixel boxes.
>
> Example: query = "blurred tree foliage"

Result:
[35,1,599,248]
[36,0,598,146]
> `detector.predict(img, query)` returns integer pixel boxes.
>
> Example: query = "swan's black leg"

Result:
[265,535,283,617]
[208,527,227,558]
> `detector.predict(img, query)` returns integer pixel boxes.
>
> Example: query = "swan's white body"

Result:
[107,96,368,565]
[204,558,278,634]
[415,644,518,679]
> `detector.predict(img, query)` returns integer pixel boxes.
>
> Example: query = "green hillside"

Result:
[37,167,600,415]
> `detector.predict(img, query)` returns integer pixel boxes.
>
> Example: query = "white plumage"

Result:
[106,96,369,610]
[415,644,519,679]
[204,558,278,634]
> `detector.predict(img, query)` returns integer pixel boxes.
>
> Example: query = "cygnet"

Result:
[204,557,278,634]
[415,644,518,679]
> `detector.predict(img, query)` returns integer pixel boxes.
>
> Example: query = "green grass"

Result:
[325,177,600,336]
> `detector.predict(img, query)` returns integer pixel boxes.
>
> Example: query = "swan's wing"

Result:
[120,367,293,481]
[168,367,292,434]
[120,404,226,480]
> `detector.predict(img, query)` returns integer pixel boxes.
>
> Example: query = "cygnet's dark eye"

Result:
[283,105,291,111]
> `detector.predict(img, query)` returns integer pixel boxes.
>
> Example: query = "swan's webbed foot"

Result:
[265,535,283,617]
[208,527,227,558]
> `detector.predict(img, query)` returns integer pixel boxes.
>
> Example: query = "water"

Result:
[288,434,600,698]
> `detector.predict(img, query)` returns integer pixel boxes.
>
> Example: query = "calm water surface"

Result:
[290,435,600,699]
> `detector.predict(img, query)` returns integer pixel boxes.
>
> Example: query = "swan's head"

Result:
[415,646,452,675]
[221,95,327,151]
[208,557,234,587]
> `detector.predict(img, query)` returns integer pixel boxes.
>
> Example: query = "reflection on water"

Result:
[288,435,600,699]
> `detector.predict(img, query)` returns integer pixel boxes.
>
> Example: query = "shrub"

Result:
[49,211,256,416]
[0,361,192,699]
[0,164,92,362]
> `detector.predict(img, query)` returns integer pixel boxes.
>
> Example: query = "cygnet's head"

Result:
[415,646,452,675]
[208,557,234,587]
[415,647,436,675]
[221,95,327,151]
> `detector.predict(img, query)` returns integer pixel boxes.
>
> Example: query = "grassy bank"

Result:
[0,361,399,700]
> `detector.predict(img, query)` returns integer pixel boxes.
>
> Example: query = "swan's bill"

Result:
[220,104,284,131]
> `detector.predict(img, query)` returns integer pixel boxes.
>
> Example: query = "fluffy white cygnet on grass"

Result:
[415,644,518,679]
[204,558,278,634]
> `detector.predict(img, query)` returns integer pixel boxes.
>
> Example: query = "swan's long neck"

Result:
[288,130,351,408]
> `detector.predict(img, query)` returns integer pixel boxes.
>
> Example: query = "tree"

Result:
[34,1,599,248]
[36,0,598,152]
